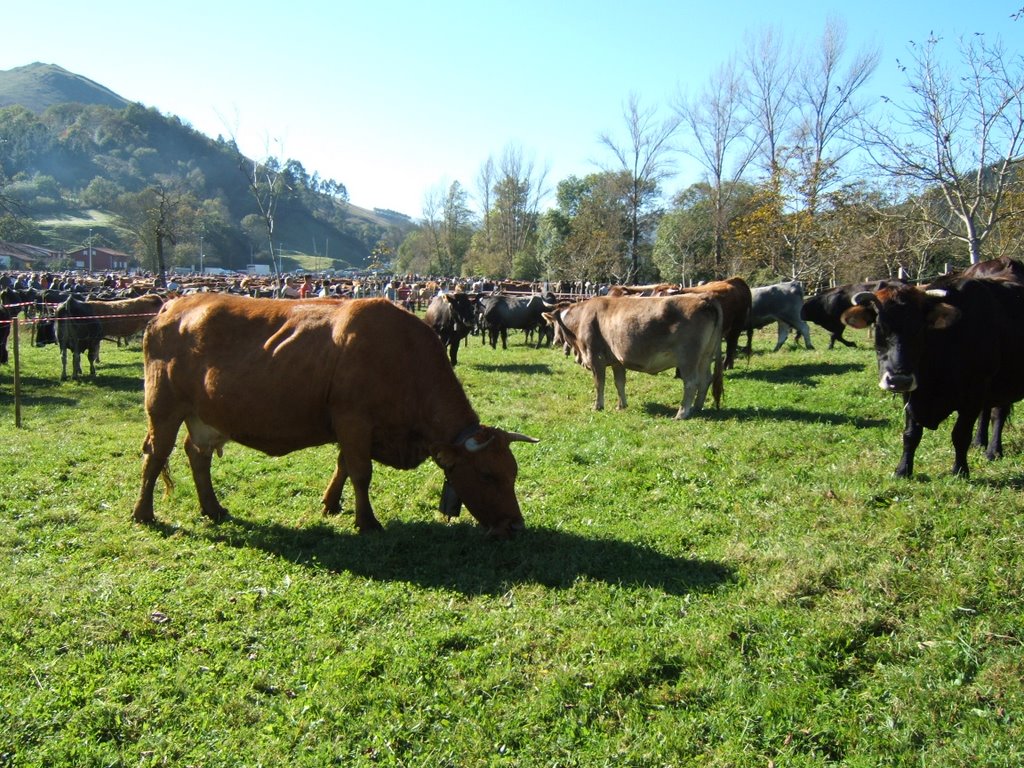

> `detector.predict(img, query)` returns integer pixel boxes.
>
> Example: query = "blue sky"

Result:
[3,1,1021,218]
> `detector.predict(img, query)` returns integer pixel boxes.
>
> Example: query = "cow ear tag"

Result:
[439,479,462,518]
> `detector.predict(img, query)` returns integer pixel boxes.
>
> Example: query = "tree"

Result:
[792,15,880,217]
[676,58,758,277]
[468,145,547,278]
[860,33,1024,264]
[743,25,796,179]
[116,183,195,279]
[546,172,633,283]
[421,180,474,275]
[599,93,679,282]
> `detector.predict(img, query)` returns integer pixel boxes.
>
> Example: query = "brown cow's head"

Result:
[433,425,538,537]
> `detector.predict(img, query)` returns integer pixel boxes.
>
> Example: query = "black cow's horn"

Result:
[850,291,879,307]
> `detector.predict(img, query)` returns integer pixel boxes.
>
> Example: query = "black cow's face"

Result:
[843,287,961,394]
[447,294,477,333]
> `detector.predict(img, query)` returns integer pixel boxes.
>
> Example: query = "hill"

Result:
[0,63,416,271]
[0,62,130,113]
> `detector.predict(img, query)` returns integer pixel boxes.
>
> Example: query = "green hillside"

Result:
[0,62,130,113]
[0,63,415,271]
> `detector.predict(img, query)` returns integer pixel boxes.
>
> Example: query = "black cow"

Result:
[54,296,103,380]
[842,277,1024,478]
[959,257,1024,458]
[478,294,555,349]
[0,304,10,365]
[744,281,814,353]
[424,292,478,365]
[802,280,905,349]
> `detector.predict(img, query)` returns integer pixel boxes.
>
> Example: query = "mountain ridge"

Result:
[0,62,131,113]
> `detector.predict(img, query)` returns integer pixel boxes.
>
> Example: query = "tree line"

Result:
[397,19,1024,290]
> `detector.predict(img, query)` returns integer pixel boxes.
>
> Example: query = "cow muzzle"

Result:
[879,371,917,393]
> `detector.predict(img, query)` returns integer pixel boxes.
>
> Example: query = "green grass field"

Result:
[1,319,1022,767]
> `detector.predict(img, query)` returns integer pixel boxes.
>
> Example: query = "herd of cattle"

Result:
[3,257,1024,535]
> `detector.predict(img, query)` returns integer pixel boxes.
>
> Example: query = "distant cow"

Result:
[0,304,10,365]
[54,296,104,380]
[133,294,538,536]
[424,292,478,365]
[52,293,165,380]
[802,280,905,349]
[677,278,751,369]
[479,293,556,349]
[842,277,1024,478]
[544,295,724,419]
[745,281,814,353]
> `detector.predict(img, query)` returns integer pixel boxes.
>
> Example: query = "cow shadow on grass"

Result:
[159,516,734,596]
[0,374,78,407]
[728,361,866,386]
[643,401,888,428]
[471,362,554,375]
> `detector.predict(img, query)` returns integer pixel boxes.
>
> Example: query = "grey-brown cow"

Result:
[544,294,724,419]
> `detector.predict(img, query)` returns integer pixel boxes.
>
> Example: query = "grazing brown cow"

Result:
[133,294,538,536]
[544,294,724,419]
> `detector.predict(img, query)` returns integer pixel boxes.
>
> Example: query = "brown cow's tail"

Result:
[712,344,724,409]
[711,298,725,409]
[160,463,175,497]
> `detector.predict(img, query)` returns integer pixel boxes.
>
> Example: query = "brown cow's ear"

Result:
[434,446,458,469]
[926,302,961,330]
[841,305,875,329]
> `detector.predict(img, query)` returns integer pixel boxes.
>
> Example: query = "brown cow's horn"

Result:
[465,434,495,452]
[506,431,540,444]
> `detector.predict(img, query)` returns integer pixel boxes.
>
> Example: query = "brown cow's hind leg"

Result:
[183,436,229,522]
[321,451,348,515]
[133,423,180,523]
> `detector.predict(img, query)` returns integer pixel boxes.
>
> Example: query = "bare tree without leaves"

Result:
[242,153,287,279]
[599,93,680,282]
[792,15,880,216]
[743,25,797,179]
[676,58,759,277]
[859,33,1024,264]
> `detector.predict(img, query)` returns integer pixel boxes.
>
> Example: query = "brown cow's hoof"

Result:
[202,506,230,523]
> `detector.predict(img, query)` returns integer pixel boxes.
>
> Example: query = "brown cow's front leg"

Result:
[321,451,348,515]
[183,436,229,522]
[612,365,628,410]
[592,363,607,411]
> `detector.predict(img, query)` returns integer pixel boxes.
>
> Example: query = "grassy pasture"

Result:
[1,319,1022,767]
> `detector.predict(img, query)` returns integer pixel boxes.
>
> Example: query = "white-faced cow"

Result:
[745,281,814,353]
[544,294,724,419]
[133,294,538,536]
[842,277,1024,478]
